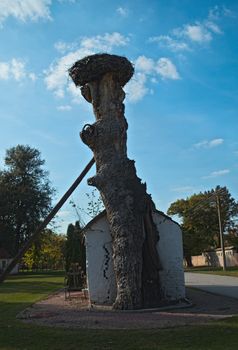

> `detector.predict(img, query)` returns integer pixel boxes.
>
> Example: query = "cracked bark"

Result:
[69,54,161,309]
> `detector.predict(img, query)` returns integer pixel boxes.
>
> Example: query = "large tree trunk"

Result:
[69,54,161,309]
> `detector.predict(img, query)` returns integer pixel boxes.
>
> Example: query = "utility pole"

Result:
[216,193,227,271]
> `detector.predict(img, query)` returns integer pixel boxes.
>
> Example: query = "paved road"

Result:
[185,272,238,300]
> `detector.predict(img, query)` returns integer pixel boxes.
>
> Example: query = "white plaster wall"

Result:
[85,217,116,304]
[10,262,19,274]
[153,212,185,301]
[85,211,185,305]
[0,259,19,274]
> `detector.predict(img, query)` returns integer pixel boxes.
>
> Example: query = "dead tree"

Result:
[69,54,161,310]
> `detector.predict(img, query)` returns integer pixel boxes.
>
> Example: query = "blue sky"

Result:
[0,0,237,232]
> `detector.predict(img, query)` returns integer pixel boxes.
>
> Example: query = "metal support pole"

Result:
[0,158,95,283]
[216,194,227,271]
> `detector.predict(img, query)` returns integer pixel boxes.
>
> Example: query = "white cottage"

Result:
[0,247,19,275]
[84,209,185,306]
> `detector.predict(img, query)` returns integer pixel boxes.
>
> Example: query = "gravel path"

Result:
[17,288,238,330]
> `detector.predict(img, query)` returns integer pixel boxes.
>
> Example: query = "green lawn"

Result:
[185,266,238,277]
[1,271,238,349]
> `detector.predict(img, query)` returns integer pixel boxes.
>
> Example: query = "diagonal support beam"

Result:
[0,158,95,284]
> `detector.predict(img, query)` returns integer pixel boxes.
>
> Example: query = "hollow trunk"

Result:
[69,55,161,309]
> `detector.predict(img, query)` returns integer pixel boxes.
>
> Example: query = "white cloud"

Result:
[173,10,225,45]
[0,0,52,25]
[44,48,89,98]
[125,56,180,102]
[80,32,129,51]
[205,21,223,34]
[45,32,130,99]
[149,35,190,52]
[150,6,227,53]
[223,6,235,18]
[156,58,180,80]
[151,77,158,84]
[0,62,9,80]
[182,24,212,43]
[28,72,37,81]
[208,5,235,20]
[202,169,230,179]
[134,55,180,80]
[125,73,148,103]
[57,105,72,111]
[135,56,154,73]
[54,41,76,54]
[209,138,224,147]
[46,35,180,104]
[194,141,208,148]
[117,7,129,17]
[0,0,76,25]
[194,138,224,149]
[11,58,26,80]
[208,6,220,20]
[67,82,83,103]
[0,58,35,82]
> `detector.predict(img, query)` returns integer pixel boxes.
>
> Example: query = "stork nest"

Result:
[69,53,134,87]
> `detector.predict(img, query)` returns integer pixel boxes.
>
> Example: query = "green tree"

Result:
[0,145,55,256]
[167,186,238,267]
[22,230,65,270]
[65,221,86,273]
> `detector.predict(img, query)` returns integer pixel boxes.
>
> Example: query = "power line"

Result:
[170,187,227,218]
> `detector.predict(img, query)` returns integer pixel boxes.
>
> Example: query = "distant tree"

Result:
[0,145,55,256]
[225,229,238,247]
[167,186,238,267]
[64,221,85,273]
[22,230,65,270]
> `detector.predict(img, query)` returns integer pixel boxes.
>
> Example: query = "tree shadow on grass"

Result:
[6,271,65,280]
[0,312,238,350]
[0,280,63,294]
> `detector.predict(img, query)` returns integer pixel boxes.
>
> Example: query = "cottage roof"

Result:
[83,210,107,233]
[83,208,180,234]
[0,247,11,259]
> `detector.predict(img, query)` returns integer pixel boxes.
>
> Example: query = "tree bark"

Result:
[69,54,161,309]
[185,255,193,268]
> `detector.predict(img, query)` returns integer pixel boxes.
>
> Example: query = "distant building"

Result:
[190,246,238,267]
[83,210,185,306]
[0,248,19,275]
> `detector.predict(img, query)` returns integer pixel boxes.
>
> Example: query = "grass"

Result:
[185,266,238,277]
[0,271,238,349]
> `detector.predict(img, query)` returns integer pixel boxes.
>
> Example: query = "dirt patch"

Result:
[17,288,238,330]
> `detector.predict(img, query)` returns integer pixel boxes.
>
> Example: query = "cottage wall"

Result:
[152,212,185,301]
[85,211,185,305]
[0,259,19,274]
[85,216,116,304]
